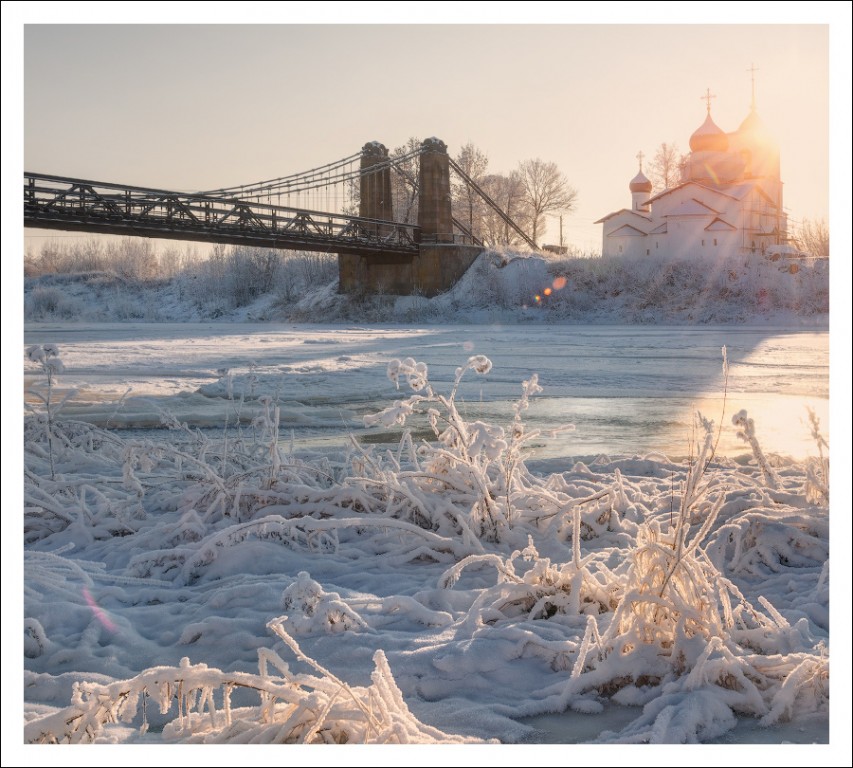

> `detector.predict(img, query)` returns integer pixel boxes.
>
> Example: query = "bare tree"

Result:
[479,171,534,247]
[793,217,829,258]
[342,137,421,222]
[390,137,421,224]
[649,142,684,192]
[517,159,578,246]
[451,142,489,240]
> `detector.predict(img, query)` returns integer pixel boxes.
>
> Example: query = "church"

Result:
[596,81,786,260]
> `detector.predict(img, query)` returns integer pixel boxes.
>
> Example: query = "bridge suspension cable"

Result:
[199,151,361,198]
[447,157,536,249]
[196,147,426,220]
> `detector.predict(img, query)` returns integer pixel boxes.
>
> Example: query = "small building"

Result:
[597,86,786,260]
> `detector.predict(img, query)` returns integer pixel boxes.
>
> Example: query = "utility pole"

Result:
[559,215,563,249]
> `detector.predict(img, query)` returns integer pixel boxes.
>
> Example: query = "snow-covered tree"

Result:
[649,141,686,192]
[451,142,490,242]
[793,217,829,258]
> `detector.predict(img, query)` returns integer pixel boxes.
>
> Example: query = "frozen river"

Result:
[24,323,829,462]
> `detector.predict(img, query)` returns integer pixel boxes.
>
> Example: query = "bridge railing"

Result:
[24,172,419,253]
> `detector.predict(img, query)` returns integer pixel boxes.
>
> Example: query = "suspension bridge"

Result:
[24,137,534,296]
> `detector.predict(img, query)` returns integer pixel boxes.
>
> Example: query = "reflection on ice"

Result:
[23,323,829,461]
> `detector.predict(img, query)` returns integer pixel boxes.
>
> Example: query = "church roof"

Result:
[721,182,777,205]
[704,217,737,231]
[644,181,740,207]
[649,222,668,234]
[663,198,720,217]
[607,224,648,237]
[594,208,652,224]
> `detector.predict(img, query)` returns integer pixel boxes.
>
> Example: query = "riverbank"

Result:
[24,249,829,327]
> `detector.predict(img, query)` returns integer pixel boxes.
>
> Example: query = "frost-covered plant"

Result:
[732,408,779,489]
[803,407,829,503]
[706,510,829,576]
[278,571,369,635]
[439,535,621,637]
[24,344,144,541]
[22,355,830,745]
[362,356,503,541]
[25,344,66,479]
[593,414,731,671]
[24,619,481,745]
[361,356,573,544]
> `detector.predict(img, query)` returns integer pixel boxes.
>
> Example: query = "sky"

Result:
[6,4,849,257]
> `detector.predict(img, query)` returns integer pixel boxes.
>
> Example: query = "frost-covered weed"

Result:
[24,620,480,744]
[23,354,830,744]
[279,572,369,635]
[25,344,65,479]
[439,536,621,636]
[803,407,829,504]
[733,408,779,489]
[361,356,575,544]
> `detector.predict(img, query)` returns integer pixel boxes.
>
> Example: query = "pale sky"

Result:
[7,4,848,255]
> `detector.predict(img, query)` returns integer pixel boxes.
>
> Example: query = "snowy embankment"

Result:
[24,249,829,326]
[22,346,829,745]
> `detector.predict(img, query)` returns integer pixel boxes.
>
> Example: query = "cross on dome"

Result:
[747,62,760,110]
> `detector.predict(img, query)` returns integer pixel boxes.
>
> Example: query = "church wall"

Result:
[607,234,648,259]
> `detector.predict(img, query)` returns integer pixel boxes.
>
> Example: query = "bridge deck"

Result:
[24,172,419,258]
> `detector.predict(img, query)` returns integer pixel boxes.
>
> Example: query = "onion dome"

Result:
[738,108,765,134]
[737,108,777,149]
[629,169,652,193]
[689,112,729,152]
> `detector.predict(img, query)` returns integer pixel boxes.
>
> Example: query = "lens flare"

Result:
[543,288,552,296]
[534,295,541,303]
[552,276,567,290]
[83,586,117,632]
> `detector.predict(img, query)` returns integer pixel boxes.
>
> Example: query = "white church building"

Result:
[596,86,787,260]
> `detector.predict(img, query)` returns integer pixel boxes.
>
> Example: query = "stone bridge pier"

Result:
[339,137,482,297]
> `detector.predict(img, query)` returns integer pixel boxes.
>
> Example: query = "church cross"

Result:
[636,150,645,171]
[701,87,716,113]
[747,62,760,109]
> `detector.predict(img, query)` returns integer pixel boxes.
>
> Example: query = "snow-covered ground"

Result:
[24,248,830,327]
[15,322,841,761]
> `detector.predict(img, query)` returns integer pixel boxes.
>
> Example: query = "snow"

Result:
[24,248,830,327]
[12,320,846,763]
[11,240,844,760]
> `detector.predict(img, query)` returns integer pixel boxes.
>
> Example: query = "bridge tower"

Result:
[339,137,483,296]
[359,141,393,231]
[417,137,453,243]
